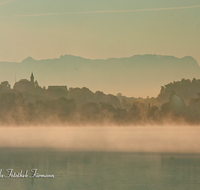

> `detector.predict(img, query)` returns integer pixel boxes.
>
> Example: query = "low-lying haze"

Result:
[1,126,200,153]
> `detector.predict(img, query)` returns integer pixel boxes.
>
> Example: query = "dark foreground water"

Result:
[0,149,200,190]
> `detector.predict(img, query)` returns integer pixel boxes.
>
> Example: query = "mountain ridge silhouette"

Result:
[0,54,199,97]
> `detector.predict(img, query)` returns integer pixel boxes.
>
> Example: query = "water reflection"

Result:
[0,149,200,190]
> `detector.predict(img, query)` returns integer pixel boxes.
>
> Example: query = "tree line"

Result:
[0,78,200,125]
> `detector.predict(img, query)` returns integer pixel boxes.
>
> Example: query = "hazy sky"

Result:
[0,0,200,64]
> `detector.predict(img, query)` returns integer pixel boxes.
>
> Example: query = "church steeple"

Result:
[30,72,34,83]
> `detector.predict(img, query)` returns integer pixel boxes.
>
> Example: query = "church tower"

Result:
[30,72,34,83]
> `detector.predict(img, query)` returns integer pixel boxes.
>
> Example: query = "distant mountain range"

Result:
[0,54,199,97]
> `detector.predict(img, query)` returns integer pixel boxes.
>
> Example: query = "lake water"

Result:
[0,150,200,190]
[0,126,200,189]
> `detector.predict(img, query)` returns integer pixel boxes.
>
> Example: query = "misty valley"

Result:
[0,72,200,125]
[1,0,200,188]
[0,54,200,190]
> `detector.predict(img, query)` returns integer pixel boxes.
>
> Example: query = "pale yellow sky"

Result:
[0,0,199,64]
[0,0,200,97]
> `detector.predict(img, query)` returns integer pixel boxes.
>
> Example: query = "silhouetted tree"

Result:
[0,91,25,125]
[128,102,147,123]
[0,81,11,94]
[160,92,187,119]
[157,78,200,104]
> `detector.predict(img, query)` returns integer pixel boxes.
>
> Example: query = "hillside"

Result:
[0,54,199,97]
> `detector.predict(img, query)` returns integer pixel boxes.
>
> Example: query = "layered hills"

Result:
[0,54,199,97]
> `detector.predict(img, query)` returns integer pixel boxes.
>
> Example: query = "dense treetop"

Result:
[157,78,200,104]
[0,77,200,125]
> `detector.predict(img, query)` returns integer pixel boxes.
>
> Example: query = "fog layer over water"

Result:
[1,126,200,153]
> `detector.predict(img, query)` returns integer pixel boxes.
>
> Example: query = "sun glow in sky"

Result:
[0,0,200,64]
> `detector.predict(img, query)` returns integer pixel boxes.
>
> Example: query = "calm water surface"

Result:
[0,149,200,190]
